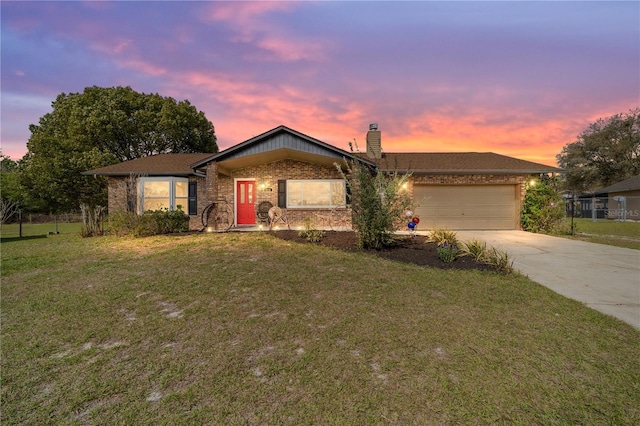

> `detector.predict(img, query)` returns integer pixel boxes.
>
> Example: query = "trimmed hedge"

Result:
[108,208,189,237]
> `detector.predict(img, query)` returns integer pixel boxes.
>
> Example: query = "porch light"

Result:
[259,182,266,190]
[401,182,408,190]
[529,179,536,187]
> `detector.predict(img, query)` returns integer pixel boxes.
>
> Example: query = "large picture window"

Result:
[286,179,346,208]
[138,177,189,213]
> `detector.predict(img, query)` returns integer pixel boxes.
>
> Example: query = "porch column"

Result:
[206,162,218,202]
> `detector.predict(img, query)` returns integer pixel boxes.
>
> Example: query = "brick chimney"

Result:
[366,123,382,159]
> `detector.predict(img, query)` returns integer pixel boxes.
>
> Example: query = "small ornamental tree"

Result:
[337,156,412,249]
[521,176,566,234]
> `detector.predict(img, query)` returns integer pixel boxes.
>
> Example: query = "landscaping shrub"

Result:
[337,153,412,249]
[145,207,189,235]
[457,238,514,273]
[437,241,459,263]
[298,217,325,242]
[521,176,566,234]
[108,208,188,237]
[459,239,488,262]
[428,228,459,246]
[107,210,138,237]
[485,247,514,273]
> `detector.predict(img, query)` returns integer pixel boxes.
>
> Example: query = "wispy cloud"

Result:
[204,1,326,62]
[0,1,637,165]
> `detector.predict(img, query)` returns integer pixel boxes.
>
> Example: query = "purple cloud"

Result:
[1,1,637,166]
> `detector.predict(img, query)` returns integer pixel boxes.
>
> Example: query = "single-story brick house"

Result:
[84,125,561,230]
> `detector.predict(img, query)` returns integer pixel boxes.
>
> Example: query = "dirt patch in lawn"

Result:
[269,230,496,271]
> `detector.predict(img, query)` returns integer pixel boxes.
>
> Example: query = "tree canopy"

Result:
[557,108,640,191]
[18,86,217,212]
[0,153,27,219]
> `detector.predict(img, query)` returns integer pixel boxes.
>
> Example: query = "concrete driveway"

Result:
[456,231,640,329]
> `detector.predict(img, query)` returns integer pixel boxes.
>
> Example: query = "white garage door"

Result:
[413,185,519,230]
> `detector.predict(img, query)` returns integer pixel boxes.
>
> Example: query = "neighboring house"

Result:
[84,125,561,231]
[594,175,640,221]
[565,191,609,219]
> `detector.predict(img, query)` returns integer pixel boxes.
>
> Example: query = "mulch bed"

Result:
[269,230,496,271]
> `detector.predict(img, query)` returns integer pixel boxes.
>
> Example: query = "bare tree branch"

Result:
[0,198,20,224]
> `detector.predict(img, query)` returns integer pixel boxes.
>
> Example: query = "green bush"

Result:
[143,207,189,235]
[437,242,459,263]
[298,217,325,242]
[458,239,515,273]
[107,210,138,237]
[521,177,566,234]
[428,228,459,246]
[484,247,514,273]
[336,154,412,249]
[459,239,488,262]
[108,208,188,237]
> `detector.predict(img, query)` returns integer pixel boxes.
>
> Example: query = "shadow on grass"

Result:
[0,235,48,243]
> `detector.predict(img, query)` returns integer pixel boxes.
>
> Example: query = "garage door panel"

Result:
[413,184,518,230]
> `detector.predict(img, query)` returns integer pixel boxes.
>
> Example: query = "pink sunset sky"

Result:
[1,1,638,167]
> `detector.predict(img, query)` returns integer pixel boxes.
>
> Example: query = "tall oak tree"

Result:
[557,108,639,191]
[19,86,217,212]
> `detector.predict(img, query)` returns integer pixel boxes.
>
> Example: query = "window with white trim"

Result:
[138,177,189,213]
[286,179,346,208]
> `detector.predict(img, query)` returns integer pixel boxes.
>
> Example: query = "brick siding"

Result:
[212,159,347,229]
[107,166,533,231]
[107,177,129,213]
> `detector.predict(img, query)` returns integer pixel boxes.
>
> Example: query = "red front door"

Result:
[236,180,256,225]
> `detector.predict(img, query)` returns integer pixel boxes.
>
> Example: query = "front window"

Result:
[287,179,345,208]
[138,177,189,213]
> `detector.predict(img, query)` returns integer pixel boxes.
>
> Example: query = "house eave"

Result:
[214,148,354,171]
[595,187,639,195]
[397,169,563,175]
[80,171,196,177]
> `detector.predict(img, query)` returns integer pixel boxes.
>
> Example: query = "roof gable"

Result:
[191,125,368,170]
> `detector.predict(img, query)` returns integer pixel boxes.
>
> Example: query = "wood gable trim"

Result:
[222,131,345,161]
[190,125,371,170]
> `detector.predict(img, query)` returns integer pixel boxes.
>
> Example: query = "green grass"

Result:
[565,218,640,249]
[2,232,639,424]
[0,222,83,240]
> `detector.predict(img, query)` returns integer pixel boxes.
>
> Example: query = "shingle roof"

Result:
[595,174,640,194]
[360,152,562,174]
[84,150,561,177]
[82,153,213,176]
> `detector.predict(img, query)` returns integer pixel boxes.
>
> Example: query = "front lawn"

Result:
[566,218,640,249]
[2,232,638,424]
